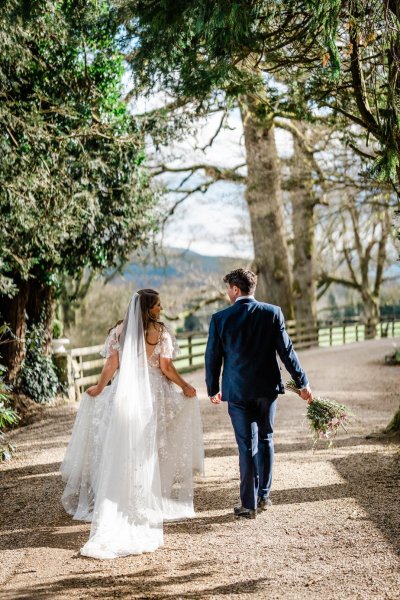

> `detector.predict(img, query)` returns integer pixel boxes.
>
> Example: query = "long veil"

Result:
[80,294,163,558]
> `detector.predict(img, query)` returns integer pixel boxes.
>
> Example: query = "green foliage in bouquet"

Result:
[286,380,353,448]
[19,323,58,404]
[0,364,19,461]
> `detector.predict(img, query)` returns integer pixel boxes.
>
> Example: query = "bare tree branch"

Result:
[274,118,327,193]
[164,293,226,321]
[323,102,376,132]
[374,210,392,295]
[348,24,380,136]
[318,273,361,291]
[348,142,377,161]
[342,245,361,287]
[150,162,246,181]
[126,95,192,115]
[196,109,227,152]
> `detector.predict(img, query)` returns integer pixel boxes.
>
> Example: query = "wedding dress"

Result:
[60,294,204,559]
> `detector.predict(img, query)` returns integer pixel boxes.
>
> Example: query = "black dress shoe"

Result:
[233,505,257,519]
[257,497,272,510]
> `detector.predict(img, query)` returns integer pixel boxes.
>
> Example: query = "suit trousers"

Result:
[228,396,278,510]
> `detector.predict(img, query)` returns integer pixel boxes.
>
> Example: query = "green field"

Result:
[174,321,400,371]
[175,337,208,372]
[318,321,400,347]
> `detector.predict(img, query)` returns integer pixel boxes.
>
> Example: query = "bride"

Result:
[60,289,204,559]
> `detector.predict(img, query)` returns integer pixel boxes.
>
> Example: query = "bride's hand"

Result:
[86,385,102,397]
[182,383,196,397]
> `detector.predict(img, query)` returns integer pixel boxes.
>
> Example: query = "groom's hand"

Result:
[300,385,313,404]
[210,392,222,404]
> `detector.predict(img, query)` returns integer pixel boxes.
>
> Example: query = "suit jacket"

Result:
[205,298,308,402]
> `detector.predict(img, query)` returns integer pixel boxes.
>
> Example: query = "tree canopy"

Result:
[122,0,400,187]
[0,0,157,300]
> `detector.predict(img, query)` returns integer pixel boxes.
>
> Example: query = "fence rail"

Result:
[68,316,400,399]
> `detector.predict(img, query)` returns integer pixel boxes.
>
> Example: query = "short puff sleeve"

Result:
[159,325,181,359]
[100,322,123,358]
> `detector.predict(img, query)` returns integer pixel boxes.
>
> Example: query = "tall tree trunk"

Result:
[388,0,400,195]
[240,100,294,319]
[361,292,379,340]
[0,281,29,384]
[25,281,55,355]
[59,271,94,330]
[290,129,317,340]
[0,280,55,385]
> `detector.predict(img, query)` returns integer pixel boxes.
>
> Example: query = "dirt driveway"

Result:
[0,337,399,599]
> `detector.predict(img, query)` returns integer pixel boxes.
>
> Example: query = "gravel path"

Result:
[0,337,399,600]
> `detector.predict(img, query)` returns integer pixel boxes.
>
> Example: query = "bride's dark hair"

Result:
[137,289,165,343]
[107,290,163,342]
[107,319,123,335]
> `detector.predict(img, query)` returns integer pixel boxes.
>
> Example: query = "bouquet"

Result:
[285,379,352,448]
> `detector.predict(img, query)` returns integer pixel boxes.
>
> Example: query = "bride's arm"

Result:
[86,352,119,397]
[159,357,196,397]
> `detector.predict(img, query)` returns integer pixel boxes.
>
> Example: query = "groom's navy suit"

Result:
[205,297,308,510]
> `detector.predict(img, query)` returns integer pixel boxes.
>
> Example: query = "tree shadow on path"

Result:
[0,459,88,555]
[331,450,400,556]
[205,435,376,458]
[0,567,271,600]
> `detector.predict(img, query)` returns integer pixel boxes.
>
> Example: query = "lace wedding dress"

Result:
[60,295,204,559]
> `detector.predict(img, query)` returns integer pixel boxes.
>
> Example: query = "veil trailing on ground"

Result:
[80,294,163,559]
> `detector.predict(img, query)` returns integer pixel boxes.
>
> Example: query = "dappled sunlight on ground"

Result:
[0,337,399,599]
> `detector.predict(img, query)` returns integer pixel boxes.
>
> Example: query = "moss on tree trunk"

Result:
[0,282,29,384]
[290,128,317,342]
[0,281,54,385]
[240,99,294,319]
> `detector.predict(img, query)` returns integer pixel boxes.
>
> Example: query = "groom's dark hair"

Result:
[223,269,257,294]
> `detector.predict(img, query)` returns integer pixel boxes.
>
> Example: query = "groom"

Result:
[205,269,312,519]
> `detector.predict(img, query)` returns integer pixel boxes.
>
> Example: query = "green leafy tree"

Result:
[0,326,19,460]
[123,0,399,184]
[120,1,398,321]
[121,0,400,431]
[120,2,327,319]
[0,0,157,385]
[184,313,201,332]
[122,0,400,249]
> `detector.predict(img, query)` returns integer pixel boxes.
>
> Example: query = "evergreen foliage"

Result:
[184,313,201,332]
[121,1,327,101]
[52,320,64,340]
[0,0,160,386]
[18,321,59,404]
[0,0,157,299]
[122,0,400,189]
[0,361,19,461]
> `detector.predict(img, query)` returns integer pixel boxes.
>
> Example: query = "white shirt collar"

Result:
[235,295,255,302]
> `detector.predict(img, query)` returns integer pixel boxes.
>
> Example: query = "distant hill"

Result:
[109,247,248,288]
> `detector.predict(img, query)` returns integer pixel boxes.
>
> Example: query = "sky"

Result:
[130,91,293,259]
[119,74,400,299]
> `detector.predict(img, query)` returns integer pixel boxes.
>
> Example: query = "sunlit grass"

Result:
[174,321,400,370]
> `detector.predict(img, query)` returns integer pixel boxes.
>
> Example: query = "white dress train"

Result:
[60,308,204,559]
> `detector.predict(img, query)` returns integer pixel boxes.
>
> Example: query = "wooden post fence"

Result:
[67,317,400,400]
